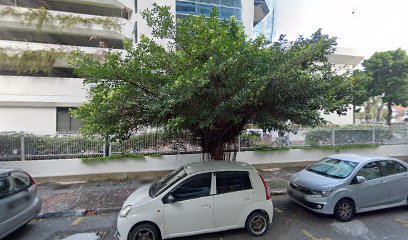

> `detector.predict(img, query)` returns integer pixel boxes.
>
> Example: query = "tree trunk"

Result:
[376,102,384,122]
[386,101,393,126]
[210,144,224,161]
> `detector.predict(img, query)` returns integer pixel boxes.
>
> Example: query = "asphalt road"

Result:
[6,195,408,240]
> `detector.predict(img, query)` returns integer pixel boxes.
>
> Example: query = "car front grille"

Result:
[289,182,313,195]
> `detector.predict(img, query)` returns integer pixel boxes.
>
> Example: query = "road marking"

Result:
[302,230,332,240]
[395,218,408,228]
[274,207,283,213]
[72,217,84,226]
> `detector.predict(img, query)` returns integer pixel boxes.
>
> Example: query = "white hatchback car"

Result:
[117,161,273,240]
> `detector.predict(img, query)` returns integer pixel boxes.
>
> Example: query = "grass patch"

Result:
[82,153,145,164]
[146,153,163,158]
[254,144,379,153]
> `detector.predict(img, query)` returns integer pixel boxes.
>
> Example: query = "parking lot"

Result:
[6,193,408,240]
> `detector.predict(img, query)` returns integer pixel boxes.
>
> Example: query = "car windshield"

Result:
[149,166,187,198]
[307,158,358,179]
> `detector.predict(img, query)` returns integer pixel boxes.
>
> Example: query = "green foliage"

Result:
[362,49,408,125]
[0,6,122,32]
[0,48,62,73]
[81,153,145,164]
[70,5,354,160]
[347,70,372,106]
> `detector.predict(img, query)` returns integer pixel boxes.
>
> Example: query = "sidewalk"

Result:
[1,144,407,183]
[36,168,296,219]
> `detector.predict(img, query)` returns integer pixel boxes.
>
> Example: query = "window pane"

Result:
[216,171,252,194]
[357,162,381,180]
[378,160,407,176]
[172,173,211,201]
[57,107,70,132]
[11,172,31,192]
[0,177,11,198]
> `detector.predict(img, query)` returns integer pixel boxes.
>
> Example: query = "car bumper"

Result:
[117,215,133,240]
[287,189,333,215]
[0,196,42,239]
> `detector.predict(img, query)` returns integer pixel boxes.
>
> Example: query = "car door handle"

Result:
[380,180,387,184]
[243,197,251,201]
[201,204,211,208]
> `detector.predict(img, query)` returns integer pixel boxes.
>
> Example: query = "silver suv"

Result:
[288,154,408,222]
[0,167,42,239]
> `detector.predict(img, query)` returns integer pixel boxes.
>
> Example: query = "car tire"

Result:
[334,198,355,222]
[246,211,269,237]
[128,223,160,240]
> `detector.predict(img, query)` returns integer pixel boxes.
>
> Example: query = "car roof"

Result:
[0,166,18,176]
[328,154,399,163]
[183,161,254,174]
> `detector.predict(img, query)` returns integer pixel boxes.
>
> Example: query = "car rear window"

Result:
[216,171,252,194]
[0,176,11,199]
[11,171,32,192]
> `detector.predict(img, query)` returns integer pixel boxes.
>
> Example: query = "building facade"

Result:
[0,0,361,134]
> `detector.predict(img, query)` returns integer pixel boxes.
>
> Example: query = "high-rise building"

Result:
[0,0,362,134]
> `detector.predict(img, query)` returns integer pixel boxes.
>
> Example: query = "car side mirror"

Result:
[356,176,367,184]
[166,194,175,204]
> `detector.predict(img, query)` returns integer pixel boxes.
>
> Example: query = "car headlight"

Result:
[319,190,332,197]
[311,190,332,197]
[119,205,132,218]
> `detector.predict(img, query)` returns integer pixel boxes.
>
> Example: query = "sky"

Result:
[273,0,408,59]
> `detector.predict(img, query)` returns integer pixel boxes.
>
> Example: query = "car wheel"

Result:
[128,223,160,240]
[334,199,355,222]
[246,211,269,237]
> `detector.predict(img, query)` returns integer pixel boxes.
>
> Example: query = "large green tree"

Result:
[362,49,408,126]
[70,5,353,160]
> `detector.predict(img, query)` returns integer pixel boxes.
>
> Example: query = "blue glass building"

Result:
[176,0,242,21]
[252,0,275,42]
[175,0,274,41]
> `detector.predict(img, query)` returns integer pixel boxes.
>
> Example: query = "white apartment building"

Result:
[0,0,362,134]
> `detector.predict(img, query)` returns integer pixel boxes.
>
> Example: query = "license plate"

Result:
[291,190,303,200]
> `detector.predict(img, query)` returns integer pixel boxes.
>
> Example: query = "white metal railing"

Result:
[1,125,407,161]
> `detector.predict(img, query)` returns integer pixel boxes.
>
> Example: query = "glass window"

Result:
[11,172,32,192]
[172,173,211,201]
[176,2,197,14]
[0,176,11,198]
[216,171,252,194]
[357,162,381,180]
[150,166,187,197]
[378,160,407,176]
[307,158,358,179]
[57,107,82,132]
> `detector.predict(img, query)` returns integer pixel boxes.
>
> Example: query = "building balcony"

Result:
[0,75,87,107]
[0,40,125,72]
[0,5,132,40]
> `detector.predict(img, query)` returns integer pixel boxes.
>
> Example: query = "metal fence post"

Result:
[372,124,376,145]
[20,134,25,161]
[332,129,335,147]
[287,132,291,149]
[238,135,241,152]
[405,123,408,144]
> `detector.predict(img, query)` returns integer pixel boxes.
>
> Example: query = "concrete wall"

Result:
[1,144,407,182]
[0,106,56,133]
[0,76,87,107]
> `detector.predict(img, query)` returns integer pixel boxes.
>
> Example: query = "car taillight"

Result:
[29,175,38,189]
[258,172,271,200]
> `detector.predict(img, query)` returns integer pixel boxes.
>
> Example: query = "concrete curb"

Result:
[35,207,121,220]
[269,188,287,196]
